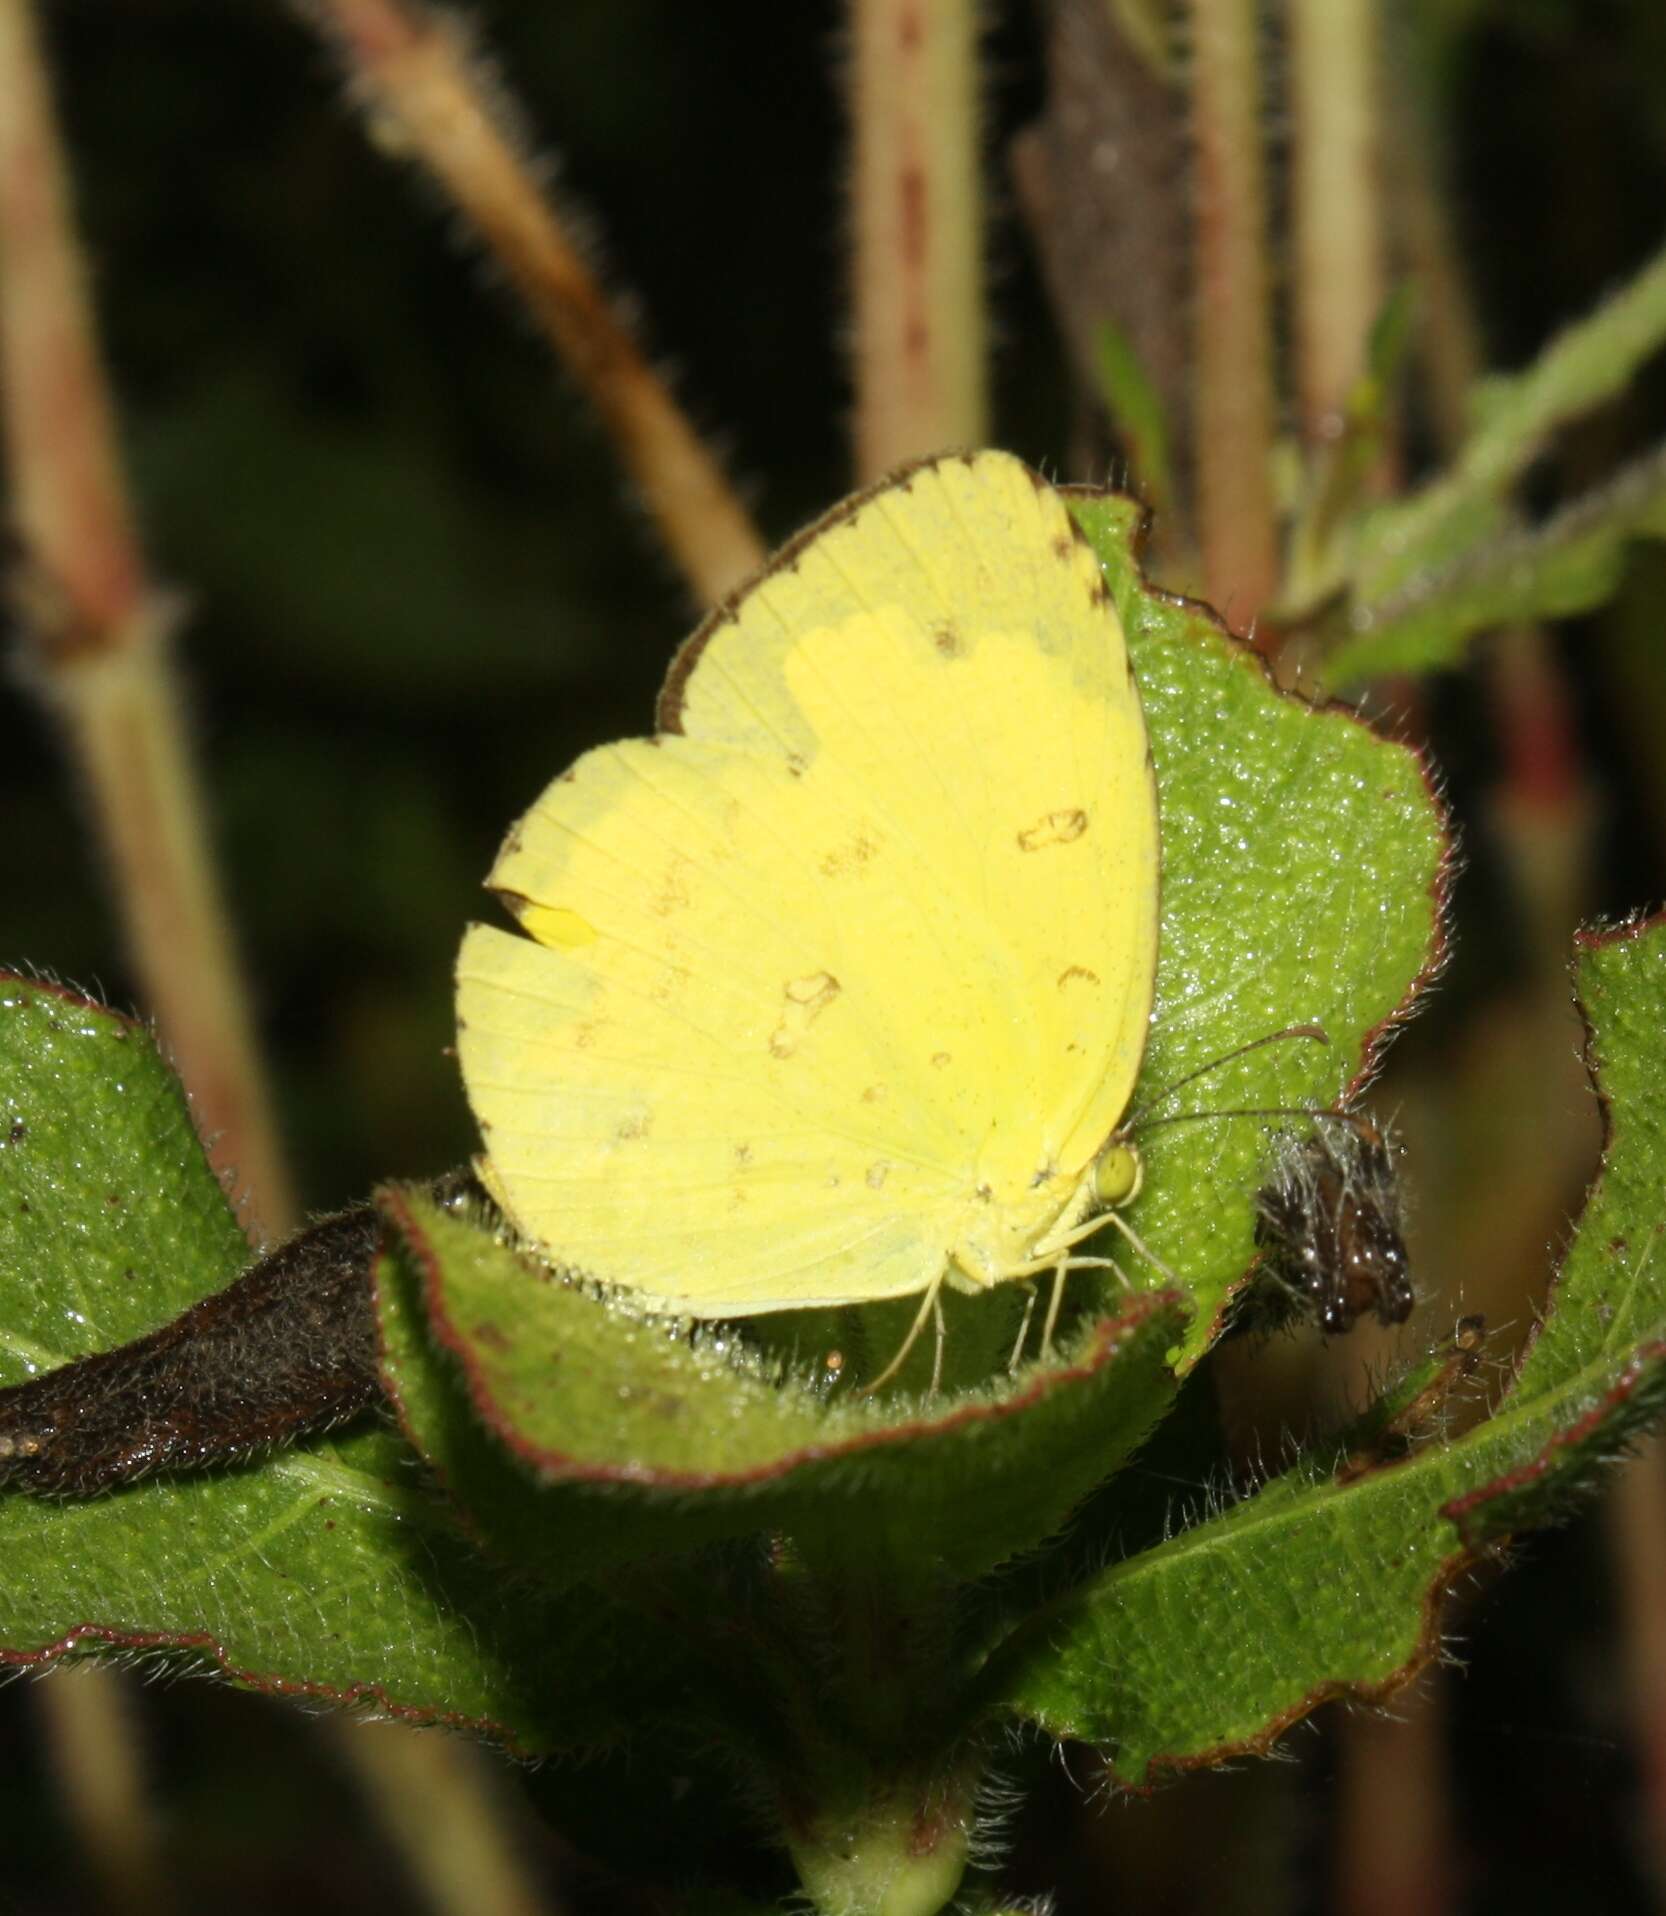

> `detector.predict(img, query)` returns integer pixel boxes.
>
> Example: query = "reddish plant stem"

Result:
[300,0,763,607]
[0,11,563,1915]
[1333,1690,1458,1916]
[0,0,295,1239]
[1186,0,1279,632]
[1290,0,1384,438]
[848,0,987,480]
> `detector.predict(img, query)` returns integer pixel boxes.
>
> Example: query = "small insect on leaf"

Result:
[1251,1117,1414,1335]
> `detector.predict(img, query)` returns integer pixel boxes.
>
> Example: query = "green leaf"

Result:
[1279,283,1418,618]
[1064,491,1450,1367]
[1094,319,1175,518]
[1448,917,1666,1539]
[0,978,638,1752]
[978,916,1666,1785]
[377,1186,1186,1583]
[1351,239,1666,606]
[1324,441,1666,685]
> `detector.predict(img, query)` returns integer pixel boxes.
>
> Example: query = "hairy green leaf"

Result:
[1326,442,1666,685]
[1065,491,1449,1367]
[378,1186,1185,1582]
[981,916,1666,1784]
[1094,319,1175,518]
[1352,238,1666,605]
[0,978,633,1751]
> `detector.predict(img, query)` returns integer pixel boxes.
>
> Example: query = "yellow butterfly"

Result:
[455,450,1160,1383]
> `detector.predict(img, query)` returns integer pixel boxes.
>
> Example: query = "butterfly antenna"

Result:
[1137,1102,1382,1137]
[1126,1024,1331,1128]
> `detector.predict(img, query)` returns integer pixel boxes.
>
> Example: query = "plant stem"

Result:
[298,0,764,608]
[848,0,987,481]
[0,0,294,1233]
[1378,24,1483,450]
[1185,0,1279,630]
[1333,1686,1457,1916]
[0,6,286,1905]
[0,14,560,1916]
[330,1720,562,1916]
[34,1666,169,1916]
[1290,0,1383,438]
[785,1750,981,1916]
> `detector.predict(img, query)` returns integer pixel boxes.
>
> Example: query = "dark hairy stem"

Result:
[0,1206,384,1496]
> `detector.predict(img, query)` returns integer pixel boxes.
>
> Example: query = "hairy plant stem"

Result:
[0,8,562,1914]
[769,1527,983,1914]
[848,0,987,481]
[1378,20,1483,450]
[1290,0,1384,439]
[0,0,293,1233]
[299,0,763,607]
[1185,0,1279,630]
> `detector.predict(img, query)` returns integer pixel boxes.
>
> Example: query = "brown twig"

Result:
[0,9,563,1914]
[0,0,290,1904]
[297,0,763,607]
[1333,1690,1458,1916]
[847,0,987,481]
[0,0,295,1235]
[1186,0,1279,631]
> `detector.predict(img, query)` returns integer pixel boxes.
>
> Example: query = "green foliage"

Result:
[1094,319,1175,520]
[1352,241,1666,607]
[1264,237,1666,689]
[982,920,1666,1785]
[0,979,634,1751]
[1067,491,1446,1367]
[5,494,1666,1913]
[1326,442,1666,683]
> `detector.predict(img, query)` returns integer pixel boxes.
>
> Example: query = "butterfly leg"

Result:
[930,1289,946,1396]
[862,1271,944,1395]
[1039,1259,1068,1359]
[1009,1284,1039,1372]
[1101,1209,1182,1286]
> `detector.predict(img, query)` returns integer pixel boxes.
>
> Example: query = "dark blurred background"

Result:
[4,1,1666,1911]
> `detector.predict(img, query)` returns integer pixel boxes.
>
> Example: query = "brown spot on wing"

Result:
[769,971,841,1058]
[1018,808,1089,851]
[821,829,881,877]
[652,857,692,916]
